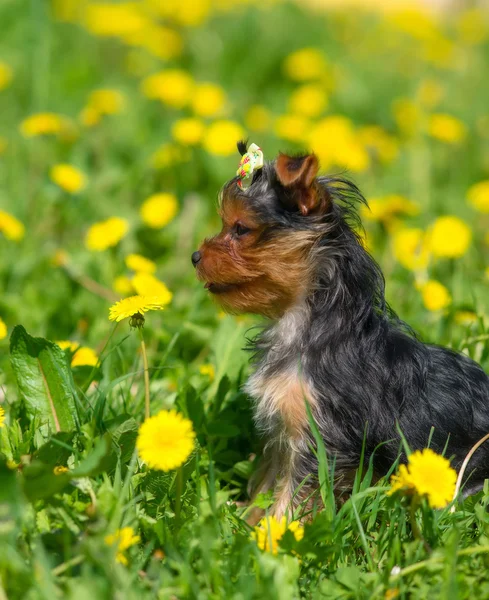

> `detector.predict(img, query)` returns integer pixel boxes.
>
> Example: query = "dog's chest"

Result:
[246,305,316,438]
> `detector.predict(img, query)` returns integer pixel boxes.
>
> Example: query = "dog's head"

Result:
[192,142,333,318]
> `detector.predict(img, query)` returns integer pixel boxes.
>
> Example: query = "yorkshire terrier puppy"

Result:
[192,141,489,517]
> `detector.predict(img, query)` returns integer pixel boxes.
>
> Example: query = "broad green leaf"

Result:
[10,326,78,433]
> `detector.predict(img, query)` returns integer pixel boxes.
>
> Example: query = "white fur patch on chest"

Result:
[246,368,316,439]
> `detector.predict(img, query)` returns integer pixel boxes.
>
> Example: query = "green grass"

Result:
[1,1,489,598]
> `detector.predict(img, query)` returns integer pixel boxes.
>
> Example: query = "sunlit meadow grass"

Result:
[1,1,489,598]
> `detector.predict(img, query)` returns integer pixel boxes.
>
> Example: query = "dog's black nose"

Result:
[191,251,201,267]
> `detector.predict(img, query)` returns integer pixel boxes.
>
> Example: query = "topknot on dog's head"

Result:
[237,139,248,156]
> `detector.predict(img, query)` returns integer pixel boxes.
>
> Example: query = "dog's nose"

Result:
[191,251,201,267]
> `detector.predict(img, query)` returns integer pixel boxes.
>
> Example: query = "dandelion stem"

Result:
[139,330,150,420]
[409,498,431,554]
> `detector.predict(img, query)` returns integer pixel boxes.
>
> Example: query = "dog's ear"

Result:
[275,153,326,215]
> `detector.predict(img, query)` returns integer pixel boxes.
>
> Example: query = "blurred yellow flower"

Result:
[358,126,399,165]
[85,3,149,37]
[192,83,226,117]
[131,273,173,305]
[50,164,86,193]
[203,120,245,157]
[140,193,178,228]
[420,280,451,312]
[199,364,215,381]
[85,217,129,251]
[417,79,444,109]
[363,195,419,227]
[56,340,78,352]
[80,106,101,127]
[53,466,69,475]
[274,114,310,143]
[0,210,25,241]
[392,228,430,271]
[388,448,456,509]
[283,48,328,81]
[0,406,5,427]
[89,89,125,115]
[141,70,194,108]
[136,409,196,471]
[20,112,74,138]
[454,311,478,326]
[171,118,205,146]
[105,526,140,565]
[392,98,421,138]
[148,0,211,27]
[151,143,190,170]
[387,9,440,42]
[245,105,271,132]
[428,114,466,145]
[457,9,489,46]
[125,254,156,274]
[429,216,471,258]
[467,180,489,214]
[71,347,98,368]
[309,116,369,172]
[0,318,7,341]
[113,275,134,296]
[288,83,328,118]
[251,516,304,554]
[109,295,167,322]
[0,62,12,91]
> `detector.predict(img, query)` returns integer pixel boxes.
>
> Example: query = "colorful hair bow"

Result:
[236,143,264,190]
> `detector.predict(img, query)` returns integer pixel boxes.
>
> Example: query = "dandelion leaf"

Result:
[9,325,78,433]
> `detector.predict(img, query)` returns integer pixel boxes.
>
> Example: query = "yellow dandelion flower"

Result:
[420,280,451,312]
[309,116,369,173]
[141,69,194,108]
[192,82,226,118]
[0,210,25,241]
[363,195,419,226]
[0,405,5,428]
[88,89,125,115]
[358,126,399,165]
[428,216,472,259]
[428,114,466,145]
[125,254,156,274]
[457,9,489,46]
[53,466,69,475]
[108,295,167,323]
[467,180,489,214]
[251,515,304,554]
[71,347,98,368]
[416,79,444,109]
[20,112,74,138]
[454,311,478,326]
[85,217,129,251]
[50,164,86,194]
[274,114,310,143]
[130,24,183,61]
[283,48,328,81]
[131,273,172,305]
[85,3,149,37]
[136,409,196,471]
[80,105,101,127]
[0,318,7,340]
[105,526,140,565]
[140,193,178,229]
[171,118,205,146]
[56,340,79,353]
[0,62,12,91]
[389,449,457,509]
[392,98,421,138]
[199,364,215,381]
[203,120,246,157]
[245,105,271,132]
[113,275,134,296]
[392,228,431,271]
[387,463,412,497]
[151,143,190,170]
[288,83,328,118]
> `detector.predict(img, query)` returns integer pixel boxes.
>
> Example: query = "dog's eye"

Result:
[235,223,251,237]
